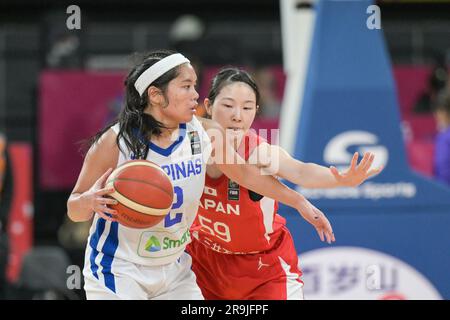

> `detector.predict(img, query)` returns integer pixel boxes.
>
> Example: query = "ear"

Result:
[204,98,212,116]
[147,86,163,105]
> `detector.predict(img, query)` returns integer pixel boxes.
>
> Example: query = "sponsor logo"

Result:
[145,235,161,252]
[227,180,240,201]
[258,257,270,270]
[189,131,202,155]
[298,130,417,200]
[143,230,191,253]
[324,130,388,173]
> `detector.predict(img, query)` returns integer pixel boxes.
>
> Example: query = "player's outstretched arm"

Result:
[67,129,119,223]
[201,117,314,213]
[251,143,383,188]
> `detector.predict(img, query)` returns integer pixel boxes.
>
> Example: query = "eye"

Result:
[223,104,233,108]
[243,107,254,110]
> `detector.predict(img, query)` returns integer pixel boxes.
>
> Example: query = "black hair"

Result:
[207,67,260,108]
[86,49,184,159]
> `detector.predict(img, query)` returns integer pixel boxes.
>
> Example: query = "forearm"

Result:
[67,193,94,222]
[271,147,340,189]
[286,162,341,189]
[223,163,305,210]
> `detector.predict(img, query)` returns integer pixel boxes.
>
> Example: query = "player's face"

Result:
[162,63,199,124]
[209,82,258,139]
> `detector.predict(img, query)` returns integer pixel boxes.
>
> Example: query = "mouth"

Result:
[190,104,198,113]
[227,127,244,132]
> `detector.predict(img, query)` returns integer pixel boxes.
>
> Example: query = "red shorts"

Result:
[186,227,304,300]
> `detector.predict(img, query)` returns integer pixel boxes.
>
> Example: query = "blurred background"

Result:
[0,0,449,299]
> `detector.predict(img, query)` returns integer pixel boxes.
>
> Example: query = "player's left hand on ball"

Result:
[330,152,383,187]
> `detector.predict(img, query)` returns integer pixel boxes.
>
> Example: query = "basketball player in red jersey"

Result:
[187,67,382,300]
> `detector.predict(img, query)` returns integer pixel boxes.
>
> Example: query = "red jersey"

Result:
[191,130,286,254]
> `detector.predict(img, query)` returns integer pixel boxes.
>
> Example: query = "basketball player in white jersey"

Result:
[66,50,324,300]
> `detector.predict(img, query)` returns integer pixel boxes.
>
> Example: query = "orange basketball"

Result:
[105,160,173,228]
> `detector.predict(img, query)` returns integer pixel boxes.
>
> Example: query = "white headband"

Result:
[134,53,190,96]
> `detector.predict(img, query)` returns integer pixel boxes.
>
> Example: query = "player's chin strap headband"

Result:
[134,53,190,97]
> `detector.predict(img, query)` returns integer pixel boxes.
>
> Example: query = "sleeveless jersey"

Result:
[191,130,286,254]
[85,116,211,267]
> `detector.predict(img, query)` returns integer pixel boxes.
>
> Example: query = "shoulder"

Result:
[72,127,119,193]
[86,127,119,164]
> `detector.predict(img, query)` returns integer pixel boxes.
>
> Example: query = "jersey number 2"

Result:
[164,186,183,228]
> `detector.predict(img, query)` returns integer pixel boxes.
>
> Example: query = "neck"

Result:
[144,106,179,138]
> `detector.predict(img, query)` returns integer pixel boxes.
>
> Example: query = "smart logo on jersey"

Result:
[145,235,161,252]
[324,130,388,174]
[141,229,191,256]
[162,229,191,250]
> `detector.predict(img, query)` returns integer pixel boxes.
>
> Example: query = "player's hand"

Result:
[296,198,335,244]
[82,168,118,222]
[330,152,383,187]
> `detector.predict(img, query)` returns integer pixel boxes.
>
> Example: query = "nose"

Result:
[232,107,242,122]
[193,87,199,101]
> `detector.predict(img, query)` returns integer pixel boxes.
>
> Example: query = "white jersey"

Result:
[84,116,211,282]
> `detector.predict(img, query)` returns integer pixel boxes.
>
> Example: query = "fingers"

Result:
[95,210,117,222]
[330,166,342,181]
[95,204,118,216]
[324,217,335,241]
[356,152,370,171]
[326,231,335,244]
[315,208,335,244]
[317,227,334,244]
[96,197,118,206]
[368,166,384,177]
[360,153,374,172]
[324,231,332,244]
[95,187,115,196]
[321,220,333,244]
[350,152,359,170]
[316,228,325,242]
[96,168,114,188]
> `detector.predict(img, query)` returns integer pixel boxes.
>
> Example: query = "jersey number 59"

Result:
[197,215,231,242]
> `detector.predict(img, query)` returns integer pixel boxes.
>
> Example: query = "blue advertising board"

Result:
[280,0,450,299]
